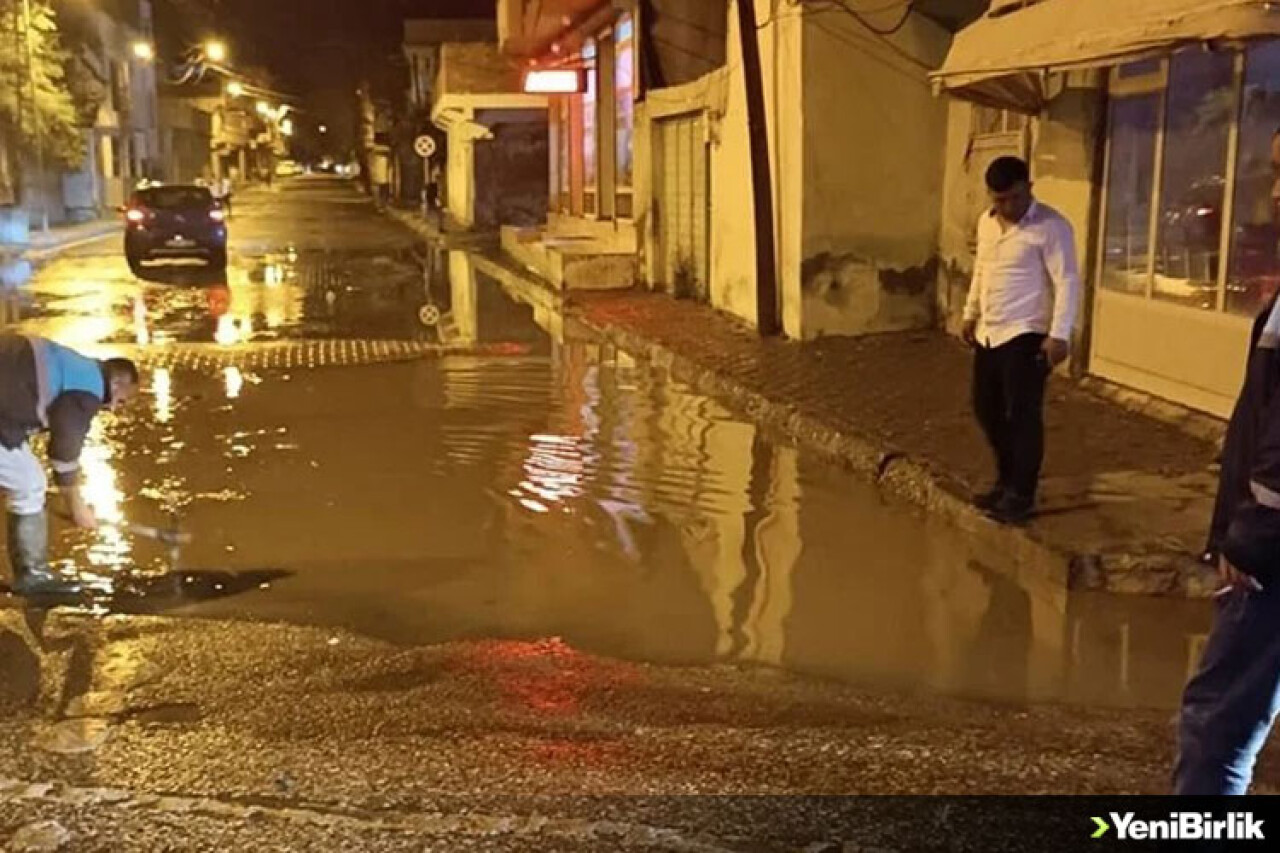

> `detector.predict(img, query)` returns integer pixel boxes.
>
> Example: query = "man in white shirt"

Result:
[962,156,1081,524]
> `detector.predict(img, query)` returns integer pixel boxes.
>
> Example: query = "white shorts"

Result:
[0,442,47,517]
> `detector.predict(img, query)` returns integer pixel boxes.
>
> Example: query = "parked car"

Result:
[275,160,303,178]
[123,185,227,272]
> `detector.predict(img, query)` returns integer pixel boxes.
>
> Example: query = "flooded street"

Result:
[1,180,1252,850]
[1,178,1212,713]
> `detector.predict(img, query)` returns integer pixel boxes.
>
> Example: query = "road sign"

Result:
[414,135,436,158]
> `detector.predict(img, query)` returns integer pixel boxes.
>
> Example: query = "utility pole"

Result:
[22,0,49,234]
[737,0,780,336]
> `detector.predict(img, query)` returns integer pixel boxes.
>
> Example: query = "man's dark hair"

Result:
[104,358,140,386]
[986,156,1031,192]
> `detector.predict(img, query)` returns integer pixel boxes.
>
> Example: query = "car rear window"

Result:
[137,187,214,209]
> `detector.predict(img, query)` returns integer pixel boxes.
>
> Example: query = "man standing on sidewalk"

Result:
[0,334,140,596]
[962,156,1081,524]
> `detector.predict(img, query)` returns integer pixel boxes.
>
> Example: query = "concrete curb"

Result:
[3,222,119,266]
[384,207,501,253]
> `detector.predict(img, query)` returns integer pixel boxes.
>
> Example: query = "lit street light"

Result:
[319,125,328,134]
[256,101,272,116]
[226,81,245,97]
[132,41,154,62]
[204,40,228,63]
[281,119,294,137]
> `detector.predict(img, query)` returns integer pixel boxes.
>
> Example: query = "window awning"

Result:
[932,0,1280,113]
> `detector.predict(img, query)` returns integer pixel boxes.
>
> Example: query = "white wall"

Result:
[798,10,951,338]
[446,124,476,227]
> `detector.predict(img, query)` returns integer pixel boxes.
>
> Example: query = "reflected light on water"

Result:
[224,366,244,399]
[77,421,131,577]
[152,368,173,423]
[215,315,242,346]
[133,296,150,346]
[518,434,585,510]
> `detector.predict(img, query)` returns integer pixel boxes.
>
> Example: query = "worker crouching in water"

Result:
[0,334,140,596]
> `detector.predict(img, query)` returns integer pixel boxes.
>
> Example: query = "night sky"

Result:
[159,0,495,86]
[154,0,496,153]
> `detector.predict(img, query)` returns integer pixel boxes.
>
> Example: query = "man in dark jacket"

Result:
[1175,287,1280,794]
[0,334,140,596]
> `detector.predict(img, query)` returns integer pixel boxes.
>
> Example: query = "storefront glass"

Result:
[583,39,598,216]
[1228,41,1280,317]
[1152,50,1234,310]
[1101,95,1160,296]
[615,14,636,218]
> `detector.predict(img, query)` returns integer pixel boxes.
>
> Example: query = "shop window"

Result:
[1101,95,1160,295]
[1152,50,1235,310]
[1228,41,1280,317]
[615,14,635,218]
[582,40,598,217]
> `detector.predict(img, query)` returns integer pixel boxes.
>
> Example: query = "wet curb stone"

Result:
[383,209,1218,600]
[590,320,1219,599]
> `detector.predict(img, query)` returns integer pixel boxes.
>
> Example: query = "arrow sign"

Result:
[414,135,436,158]
[1091,816,1110,839]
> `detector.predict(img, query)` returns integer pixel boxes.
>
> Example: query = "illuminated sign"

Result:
[523,69,585,94]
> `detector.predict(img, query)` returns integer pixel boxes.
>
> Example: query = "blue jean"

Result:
[1175,585,1280,795]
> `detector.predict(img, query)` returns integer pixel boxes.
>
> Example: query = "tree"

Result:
[0,0,86,168]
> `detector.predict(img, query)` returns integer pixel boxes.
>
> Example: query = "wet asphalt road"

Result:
[0,178,1268,849]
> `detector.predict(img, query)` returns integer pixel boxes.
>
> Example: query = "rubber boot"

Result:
[7,512,81,597]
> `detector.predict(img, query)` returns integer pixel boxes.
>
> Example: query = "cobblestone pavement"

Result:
[575,294,1218,491]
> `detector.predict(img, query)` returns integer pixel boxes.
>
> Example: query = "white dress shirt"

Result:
[963,201,1082,349]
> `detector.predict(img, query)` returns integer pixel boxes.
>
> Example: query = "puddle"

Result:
[4,184,1213,712]
[26,265,1209,712]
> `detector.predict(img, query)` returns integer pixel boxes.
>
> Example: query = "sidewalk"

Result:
[1,217,119,264]
[463,243,1225,598]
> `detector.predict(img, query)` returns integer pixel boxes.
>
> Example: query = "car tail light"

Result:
[209,208,226,222]
[126,208,147,223]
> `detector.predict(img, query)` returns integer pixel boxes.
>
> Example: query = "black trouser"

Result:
[972,332,1049,501]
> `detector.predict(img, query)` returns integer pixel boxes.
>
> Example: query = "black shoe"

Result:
[988,492,1035,525]
[972,485,1007,512]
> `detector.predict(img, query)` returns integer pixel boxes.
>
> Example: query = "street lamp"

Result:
[204,40,228,63]
[319,125,328,134]
[132,41,155,62]
[281,119,294,137]
[226,81,245,97]
[256,100,271,116]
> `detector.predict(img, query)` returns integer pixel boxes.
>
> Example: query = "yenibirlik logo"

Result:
[1091,812,1265,842]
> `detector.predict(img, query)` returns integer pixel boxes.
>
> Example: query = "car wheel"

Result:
[126,253,145,276]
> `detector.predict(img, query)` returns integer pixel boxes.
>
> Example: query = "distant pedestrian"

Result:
[962,156,1081,524]
[1174,130,1280,796]
[428,162,442,211]
[217,176,233,217]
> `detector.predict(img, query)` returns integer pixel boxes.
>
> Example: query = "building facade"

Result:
[496,0,982,335]
[431,42,548,230]
[936,0,1280,417]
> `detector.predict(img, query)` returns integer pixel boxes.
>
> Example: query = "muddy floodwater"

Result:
[3,180,1211,714]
